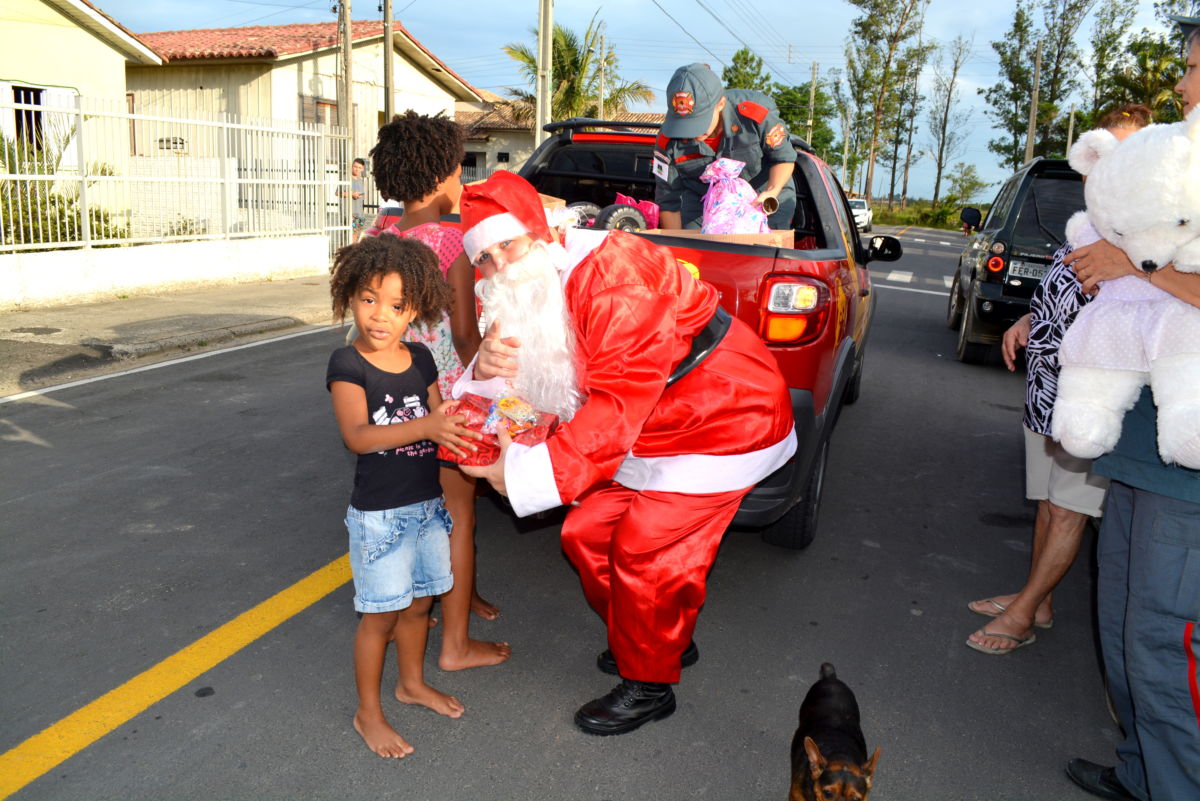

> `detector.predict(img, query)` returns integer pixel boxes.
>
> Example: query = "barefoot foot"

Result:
[471,592,500,621]
[438,638,512,671]
[395,683,465,718]
[353,711,415,758]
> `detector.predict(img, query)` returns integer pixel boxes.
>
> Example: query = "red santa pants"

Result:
[560,481,750,683]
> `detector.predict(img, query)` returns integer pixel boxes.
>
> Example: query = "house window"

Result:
[13,86,44,145]
[497,152,510,163]
[461,152,488,183]
[300,95,338,125]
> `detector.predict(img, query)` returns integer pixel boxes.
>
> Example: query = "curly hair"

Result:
[1097,103,1153,131]
[329,234,451,328]
[369,110,465,203]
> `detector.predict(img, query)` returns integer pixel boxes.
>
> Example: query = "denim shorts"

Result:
[345,498,453,613]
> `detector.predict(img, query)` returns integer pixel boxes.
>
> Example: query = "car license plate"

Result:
[1008,260,1047,280]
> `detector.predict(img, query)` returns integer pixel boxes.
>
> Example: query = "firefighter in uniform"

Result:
[654,63,797,230]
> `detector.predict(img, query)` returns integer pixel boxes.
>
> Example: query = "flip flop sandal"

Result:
[965,627,1037,655]
[967,598,1054,629]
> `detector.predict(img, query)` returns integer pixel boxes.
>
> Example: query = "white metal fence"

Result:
[0,94,352,255]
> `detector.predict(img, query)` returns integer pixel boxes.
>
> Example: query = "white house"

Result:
[129,20,481,168]
[1,0,161,141]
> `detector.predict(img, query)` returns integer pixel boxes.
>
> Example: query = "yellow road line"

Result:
[0,554,351,800]
[896,225,912,236]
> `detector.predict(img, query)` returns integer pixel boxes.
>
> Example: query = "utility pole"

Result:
[382,0,393,121]
[1023,40,1043,165]
[598,33,606,120]
[339,0,354,148]
[806,62,817,143]
[1066,104,1076,151]
[535,0,553,145]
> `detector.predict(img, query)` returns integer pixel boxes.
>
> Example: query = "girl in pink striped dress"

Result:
[367,111,510,671]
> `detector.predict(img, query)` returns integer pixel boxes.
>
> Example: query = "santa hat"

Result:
[460,171,554,263]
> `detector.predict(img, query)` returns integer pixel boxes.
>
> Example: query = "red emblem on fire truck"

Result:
[672,92,696,116]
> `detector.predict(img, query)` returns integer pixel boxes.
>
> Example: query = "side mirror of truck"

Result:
[865,235,902,263]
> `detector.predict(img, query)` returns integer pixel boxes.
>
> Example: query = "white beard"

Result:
[477,242,582,421]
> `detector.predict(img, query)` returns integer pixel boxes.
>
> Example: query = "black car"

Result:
[947,157,1085,364]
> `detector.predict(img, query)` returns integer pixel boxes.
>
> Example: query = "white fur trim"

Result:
[504,441,563,516]
[560,227,609,285]
[612,428,798,493]
[462,213,529,263]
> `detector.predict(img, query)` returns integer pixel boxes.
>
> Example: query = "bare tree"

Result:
[882,49,928,209]
[845,0,930,205]
[1035,0,1100,154]
[925,36,972,205]
[1088,0,1139,115]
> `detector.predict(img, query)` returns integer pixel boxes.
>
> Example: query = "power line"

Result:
[648,0,726,67]
[691,0,798,83]
[722,0,803,79]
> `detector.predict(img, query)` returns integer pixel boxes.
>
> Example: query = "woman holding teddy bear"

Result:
[1063,16,1200,801]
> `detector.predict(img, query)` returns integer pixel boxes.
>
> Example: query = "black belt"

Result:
[666,306,732,387]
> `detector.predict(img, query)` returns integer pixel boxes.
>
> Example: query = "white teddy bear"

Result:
[1051,106,1200,469]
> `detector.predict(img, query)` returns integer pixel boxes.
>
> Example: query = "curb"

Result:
[86,315,327,360]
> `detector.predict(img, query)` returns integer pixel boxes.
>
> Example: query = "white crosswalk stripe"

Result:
[868,271,957,294]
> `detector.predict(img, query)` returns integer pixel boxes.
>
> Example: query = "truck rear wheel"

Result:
[760,438,828,550]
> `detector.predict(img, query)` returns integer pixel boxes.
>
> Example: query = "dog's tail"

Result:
[820,662,837,679]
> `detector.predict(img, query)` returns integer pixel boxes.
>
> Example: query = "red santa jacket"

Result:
[498,229,796,516]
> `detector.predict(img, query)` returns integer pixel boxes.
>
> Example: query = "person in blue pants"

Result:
[1066,18,1200,800]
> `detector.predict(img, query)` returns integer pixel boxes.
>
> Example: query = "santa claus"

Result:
[455,171,796,735]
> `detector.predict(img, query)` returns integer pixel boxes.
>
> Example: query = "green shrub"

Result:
[1,135,128,249]
[1,189,128,247]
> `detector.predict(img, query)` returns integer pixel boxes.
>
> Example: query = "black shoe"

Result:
[596,640,699,676]
[574,679,676,735]
[1066,758,1138,801]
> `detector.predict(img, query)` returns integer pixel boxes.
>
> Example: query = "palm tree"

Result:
[1109,35,1185,121]
[503,14,654,122]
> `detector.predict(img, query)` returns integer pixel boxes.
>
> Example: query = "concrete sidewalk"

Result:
[0,274,334,397]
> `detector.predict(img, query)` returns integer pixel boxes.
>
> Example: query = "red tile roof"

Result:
[138,20,472,95]
[139,21,371,60]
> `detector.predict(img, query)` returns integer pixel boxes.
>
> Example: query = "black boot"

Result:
[574,679,676,735]
[596,640,699,676]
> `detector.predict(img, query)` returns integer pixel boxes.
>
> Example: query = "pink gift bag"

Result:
[699,158,769,234]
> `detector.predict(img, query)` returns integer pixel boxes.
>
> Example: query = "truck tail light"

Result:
[760,276,830,345]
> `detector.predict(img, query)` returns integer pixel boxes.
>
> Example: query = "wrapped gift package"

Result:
[699,157,769,234]
[437,392,557,466]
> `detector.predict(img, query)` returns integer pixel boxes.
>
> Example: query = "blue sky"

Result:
[99,0,1168,202]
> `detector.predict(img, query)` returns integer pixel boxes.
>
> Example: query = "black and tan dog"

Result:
[788,663,881,801]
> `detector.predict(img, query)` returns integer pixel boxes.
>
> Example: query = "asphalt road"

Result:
[0,227,1120,800]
